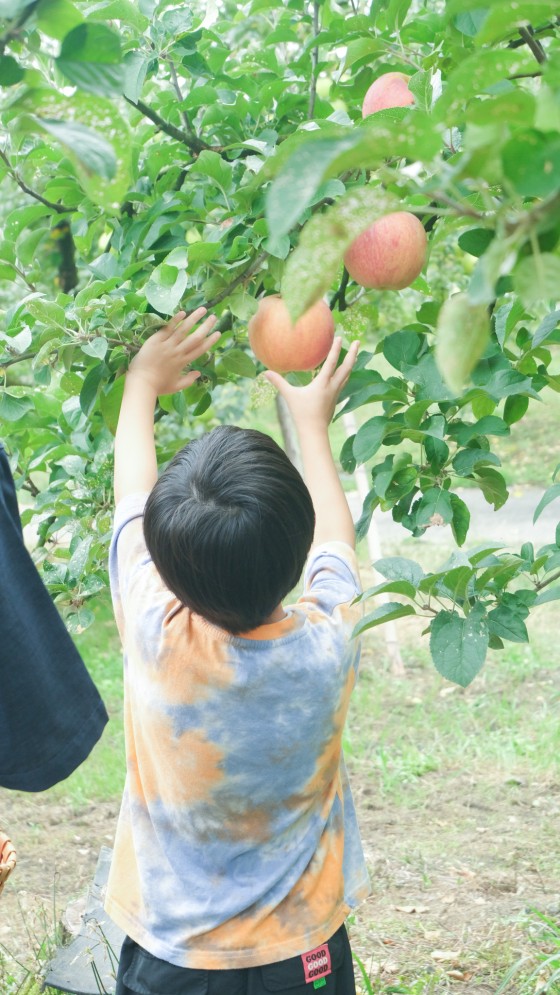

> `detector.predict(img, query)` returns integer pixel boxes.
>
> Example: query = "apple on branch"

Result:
[248,295,335,373]
[362,72,414,117]
[344,212,427,291]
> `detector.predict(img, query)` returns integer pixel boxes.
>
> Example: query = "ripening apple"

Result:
[362,72,414,117]
[248,295,335,373]
[343,212,427,291]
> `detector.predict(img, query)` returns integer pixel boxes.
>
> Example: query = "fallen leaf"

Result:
[395,905,430,914]
[451,866,477,879]
[431,949,461,962]
[381,938,397,945]
[447,969,471,981]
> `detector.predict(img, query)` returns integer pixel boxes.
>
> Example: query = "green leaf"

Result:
[30,117,117,180]
[56,23,124,98]
[474,1,559,45]
[190,151,234,192]
[533,483,560,523]
[533,586,560,607]
[220,349,257,378]
[0,390,33,422]
[514,254,560,308]
[100,376,124,435]
[383,330,423,372]
[268,115,438,241]
[10,88,132,207]
[452,448,501,476]
[353,416,390,464]
[503,394,529,426]
[475,466,509,510]
[122,50,149,103]
[452,415,510,445]
[36,0,83,39]
[353,602,416,637]
[502,130,560,199]
[435,49,535,123]
[457,228,494,258]
[144,264,188,315]
[430,605,489,687]
[360,579,418,601]
[415,487,454,530]
[81,337,108,360]
[374,556,425,586]
[0,55,25,86]
[79,363,105,415]
[532,309,560,349]
[487,606,528,644]
[450,493,471,546]
[453,9,488,36]
[435,294,490,395]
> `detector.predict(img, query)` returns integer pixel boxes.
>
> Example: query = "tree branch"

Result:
[166,60,194,134]
[508,21,557,48]
[0,1,40,56]
[307,0,320,120]
[125,97,211,155]
[518,25,547,64]
[330,267,349,312]
[204,252,268,309]
[0,148,72,214]
[535,569,560,592]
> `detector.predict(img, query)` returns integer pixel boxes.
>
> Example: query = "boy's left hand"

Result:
[128,307,220,396]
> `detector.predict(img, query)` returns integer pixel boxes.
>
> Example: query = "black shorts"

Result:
[115,923,356,995]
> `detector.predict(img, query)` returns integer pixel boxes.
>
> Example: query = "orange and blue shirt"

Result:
[106,492,370,969]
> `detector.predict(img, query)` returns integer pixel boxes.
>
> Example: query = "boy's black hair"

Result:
[143,426,315,634]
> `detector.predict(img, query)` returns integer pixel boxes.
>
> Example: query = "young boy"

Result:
[108,306,370,994]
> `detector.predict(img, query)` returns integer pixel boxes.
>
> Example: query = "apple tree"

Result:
[0,0,559,684]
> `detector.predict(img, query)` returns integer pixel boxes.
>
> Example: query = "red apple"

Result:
[343,212,427,291]
[362,72,414,118]
[248,295,335,373]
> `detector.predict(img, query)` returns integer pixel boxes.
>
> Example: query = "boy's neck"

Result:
[265,604,286,624]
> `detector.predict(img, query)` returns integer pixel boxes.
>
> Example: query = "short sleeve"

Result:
[300,540,361,616]
[109,492,152,637]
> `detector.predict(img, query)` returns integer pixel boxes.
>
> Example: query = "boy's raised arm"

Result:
[114,308,220,505]
[265,338,359,549]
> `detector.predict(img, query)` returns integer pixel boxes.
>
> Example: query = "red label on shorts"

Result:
[301,942,332,984]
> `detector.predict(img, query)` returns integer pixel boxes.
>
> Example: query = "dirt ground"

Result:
[2,759,559,993]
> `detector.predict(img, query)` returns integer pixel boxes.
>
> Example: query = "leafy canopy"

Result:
[0,0,559,679]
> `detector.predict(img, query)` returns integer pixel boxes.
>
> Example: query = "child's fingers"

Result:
[164,311,187,335]
[171,306,209,339]
[177,370,202,391]
[318,337,343,381]
[182,328,221,362]
[332,340,360,391]
[263,369,290,398]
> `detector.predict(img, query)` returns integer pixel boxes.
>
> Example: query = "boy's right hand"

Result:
[128,307,220,397]
[264,337,359,431]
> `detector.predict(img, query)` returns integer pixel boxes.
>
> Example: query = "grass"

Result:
[48,599,125,808]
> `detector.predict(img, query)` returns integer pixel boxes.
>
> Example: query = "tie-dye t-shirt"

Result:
[106,492,370,969]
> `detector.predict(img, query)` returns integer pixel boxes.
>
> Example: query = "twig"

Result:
[0,1,40,56]
[329,267,349,312]
[166,59,194,134]
[508,21,556,47]
[431,189,487,221]
[125,97,210,155]
[518,25,547,64]
[535,569,560,592]
[204,252,267,309]
[307,0,320,120]
[0,148,72,213]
